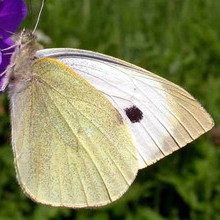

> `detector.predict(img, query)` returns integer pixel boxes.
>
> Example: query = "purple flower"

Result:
[0,0,27,92]
[0,0,27,39]
[0,37,13,73]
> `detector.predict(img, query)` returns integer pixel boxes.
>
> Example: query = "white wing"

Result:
[36,49,214,169]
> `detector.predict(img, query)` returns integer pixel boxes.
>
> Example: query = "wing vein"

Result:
[130,76,201,138]
[107,95,150,166]
[39,78,137,159]
[72,61,196,103]
[176,101,207,132]
[39,81,116,202]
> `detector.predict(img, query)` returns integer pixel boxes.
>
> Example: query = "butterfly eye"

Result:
[21,36,29,44]
[124,105,143,123]
[9,75,17,84]
[20,32,34,45]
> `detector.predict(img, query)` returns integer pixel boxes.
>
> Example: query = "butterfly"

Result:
[4,28,214,208]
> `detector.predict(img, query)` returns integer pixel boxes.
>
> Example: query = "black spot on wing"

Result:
[124,105,143,123]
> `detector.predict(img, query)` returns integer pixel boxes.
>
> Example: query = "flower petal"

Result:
[0,0,27,39]
[0,37,13,72]
[0,51,2,64]
[0,38,14,92]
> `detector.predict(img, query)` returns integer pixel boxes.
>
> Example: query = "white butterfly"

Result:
[6,30,213,208]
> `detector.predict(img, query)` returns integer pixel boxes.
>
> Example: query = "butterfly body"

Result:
[6,30,214,208]
[5,30,41,93]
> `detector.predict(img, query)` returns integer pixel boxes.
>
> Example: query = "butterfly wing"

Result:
[10,58,138,208]
[37,49,214,169]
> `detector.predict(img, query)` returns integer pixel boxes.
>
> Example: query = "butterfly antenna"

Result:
[32,0,46,33]
[0,28,19,37]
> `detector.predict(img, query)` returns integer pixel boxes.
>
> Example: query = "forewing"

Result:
[37,49,214,169]
[10,58,138,208]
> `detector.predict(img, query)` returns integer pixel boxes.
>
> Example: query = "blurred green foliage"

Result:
[0,0,220,219]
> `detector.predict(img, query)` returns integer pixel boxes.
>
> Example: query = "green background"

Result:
[0,0,220,219]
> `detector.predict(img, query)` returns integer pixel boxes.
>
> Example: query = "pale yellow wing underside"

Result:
[10,58,138,208]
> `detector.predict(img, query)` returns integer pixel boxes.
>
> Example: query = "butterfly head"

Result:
[12,29,42,63]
